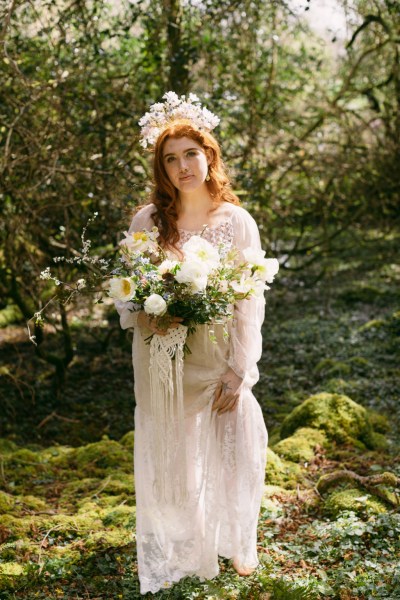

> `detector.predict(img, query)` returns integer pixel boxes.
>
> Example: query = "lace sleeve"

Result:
[227,206,266,385]
[114,204,156,330]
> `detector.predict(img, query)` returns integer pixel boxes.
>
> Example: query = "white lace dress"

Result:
[115,202,268,595]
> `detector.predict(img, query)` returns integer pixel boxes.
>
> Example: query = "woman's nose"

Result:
[178,158,188,171]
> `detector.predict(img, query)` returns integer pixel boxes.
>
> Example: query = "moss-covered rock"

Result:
[119,430,134,452]
[74,437,132,475]
[0,439,18,454]
[367,410,391,434]
[323,487,388,517]
[369,431,389,450]
[314,358,351,377]
[265,448,304,488]
[272,427,327,463]
[280,392,378,449]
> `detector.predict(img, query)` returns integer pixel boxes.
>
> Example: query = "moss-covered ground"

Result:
[0,231,399,599]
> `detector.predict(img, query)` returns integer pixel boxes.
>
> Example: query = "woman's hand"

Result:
[137,311,183,336]
[212,368,243,415]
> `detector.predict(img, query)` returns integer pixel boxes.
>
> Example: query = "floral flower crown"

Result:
[138,91,220,149]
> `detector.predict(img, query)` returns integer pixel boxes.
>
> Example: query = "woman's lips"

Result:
[179,175,193,181]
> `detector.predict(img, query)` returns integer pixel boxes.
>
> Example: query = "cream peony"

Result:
[108,277,136,302]
[174,260,208,293]
[119,228,159,254]
[181,236,220,273]
[144,293,167,316]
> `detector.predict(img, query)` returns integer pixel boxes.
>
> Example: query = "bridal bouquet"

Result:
[108,226,279,338]
[34,218,279,349]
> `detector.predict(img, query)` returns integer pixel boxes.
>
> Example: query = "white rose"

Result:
[174,260,208,293]
[158,259,179,275]
[108,277,136,302]
[144,293,167,316]
[181,235,220,273]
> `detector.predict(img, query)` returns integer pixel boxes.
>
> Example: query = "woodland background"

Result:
[0,0,399,598]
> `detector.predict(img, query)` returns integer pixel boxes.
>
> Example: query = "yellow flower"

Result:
[132,231,148,242]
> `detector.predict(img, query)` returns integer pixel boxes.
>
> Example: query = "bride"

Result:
[115,92,269,595]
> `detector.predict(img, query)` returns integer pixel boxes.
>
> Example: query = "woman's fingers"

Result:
[213,390,238,414]
[212,382,223,409]
[217,393,239,414]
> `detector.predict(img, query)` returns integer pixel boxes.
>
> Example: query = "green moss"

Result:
[20,495,48,512]
[0,562,24,576]
[119,430,134,452]
[4,448,47,483]
[0,491,14,513]
[84,528,132,550]
[0,304,23,327]
[0,439,18,454]
[358,319,386,332]
[347,356,371,368]
[280,392,378,449]
[272,427,327,463]
[75,438,132,475]
[314,358,351,377]
[323,487,388,517]
[265,448,303,489]
[367,411,391,434]
[102,505,135,528]
[0,515,34,540]
[369,431,389,450]
[59,477,102,503]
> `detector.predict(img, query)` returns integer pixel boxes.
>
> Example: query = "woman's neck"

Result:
[178,187,214,219]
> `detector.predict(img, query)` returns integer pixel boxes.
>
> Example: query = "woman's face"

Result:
[162,136,210,194]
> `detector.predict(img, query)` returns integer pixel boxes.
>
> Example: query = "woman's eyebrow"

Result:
[163,147,199,158]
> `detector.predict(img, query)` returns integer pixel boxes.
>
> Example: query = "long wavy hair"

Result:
[139,120,240,250]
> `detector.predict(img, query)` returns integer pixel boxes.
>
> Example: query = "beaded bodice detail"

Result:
[177,219,234,249]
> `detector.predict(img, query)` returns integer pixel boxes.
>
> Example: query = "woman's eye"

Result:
[187,151,197,157]
[166,156,175,163]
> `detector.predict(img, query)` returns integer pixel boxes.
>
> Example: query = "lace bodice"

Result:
[115,202,266,382]
[177,220,234,249]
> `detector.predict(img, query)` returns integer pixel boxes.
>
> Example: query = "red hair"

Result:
[138,120,240,250]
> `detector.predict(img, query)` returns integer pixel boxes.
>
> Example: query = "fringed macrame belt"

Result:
[149,323,189,505]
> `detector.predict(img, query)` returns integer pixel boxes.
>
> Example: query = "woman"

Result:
[115,93,268,595]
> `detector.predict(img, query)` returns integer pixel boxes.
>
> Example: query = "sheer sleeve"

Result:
[113,204,156,330]
[227,206,266,385]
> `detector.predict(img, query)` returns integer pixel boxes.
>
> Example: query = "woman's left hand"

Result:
[212,368,243,415]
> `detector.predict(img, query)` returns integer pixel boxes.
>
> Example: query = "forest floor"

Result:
[0,232,399,599]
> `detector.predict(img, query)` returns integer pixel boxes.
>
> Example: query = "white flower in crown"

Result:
[139,91,220,148]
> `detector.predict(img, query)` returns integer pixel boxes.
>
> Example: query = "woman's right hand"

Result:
[137,311,183,336]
